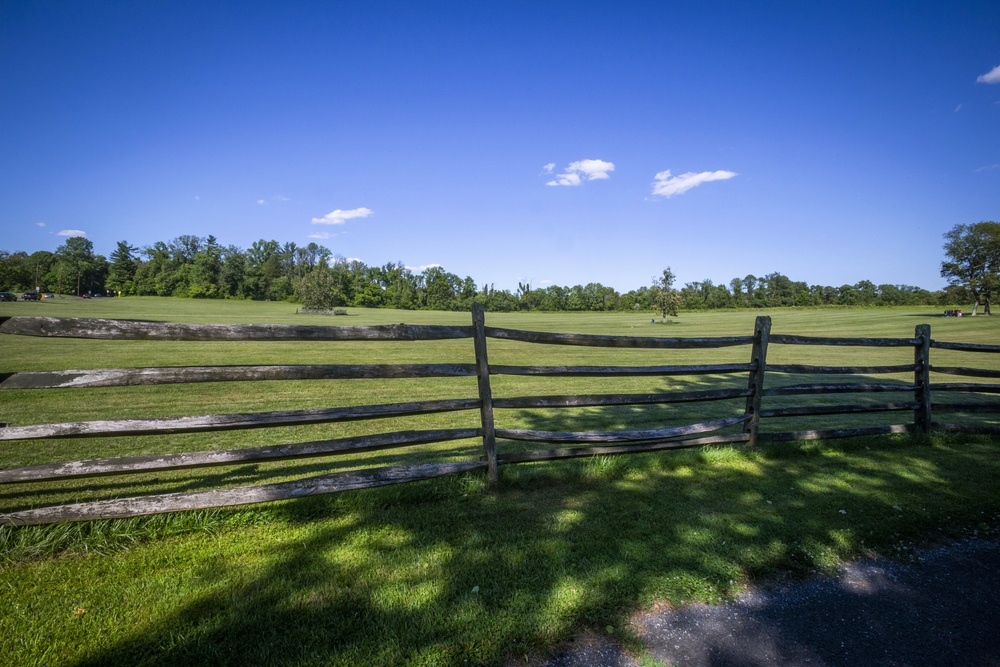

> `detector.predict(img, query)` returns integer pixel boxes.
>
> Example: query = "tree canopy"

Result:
[1,234,949,312]
[941,221,1000,316]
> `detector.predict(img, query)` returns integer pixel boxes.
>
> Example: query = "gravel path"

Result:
[534,539,1000,667]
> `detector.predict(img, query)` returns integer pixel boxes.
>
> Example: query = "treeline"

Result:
[1,235,952,311]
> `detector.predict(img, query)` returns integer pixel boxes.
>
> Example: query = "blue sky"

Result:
[2,1,998,292]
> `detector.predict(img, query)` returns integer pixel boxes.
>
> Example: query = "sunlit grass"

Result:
[0,298,997,665]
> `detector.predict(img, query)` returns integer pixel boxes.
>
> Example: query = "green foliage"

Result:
[650,268,682,319]
[2,234,947,310]
[53,235,105,296]
[299,265,343,310]
[107,240,139,294]
[0,249,53,292]
[941,221,1000,315]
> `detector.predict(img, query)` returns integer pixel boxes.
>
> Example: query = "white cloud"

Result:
[548,172,582,187]
[546,159,615,186]
[56,229,87,237]
[35,222,45,228]
[651,169,738,198]
[311,207,374,225]
[543,162,555,174]
[572,159,615,180]
[406,263,444,272]
[272,195,289,202]
[257,199,267,206]
[976,65,1000,84]
[975,163,1000,172]
[307,232,334,239]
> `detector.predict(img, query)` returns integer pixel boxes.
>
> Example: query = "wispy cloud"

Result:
[975,163,1000,172]
[307,232,334,239]
[35,222,45,228]
[651,169,737,198]
[311,207,374,225]
[546,159,615,187]
[56,229,87,237]
[954,103,963,113]
[976,65,1000,84]
[542,163,555,174]
[258,195,289,206]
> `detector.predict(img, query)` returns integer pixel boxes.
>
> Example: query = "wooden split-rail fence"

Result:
[0,307,998,526]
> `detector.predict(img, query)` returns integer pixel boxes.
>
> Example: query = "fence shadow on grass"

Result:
[0,441,484,510]
[62,431,1000,667]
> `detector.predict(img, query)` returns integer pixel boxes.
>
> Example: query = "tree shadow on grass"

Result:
[56,427,1000,667]
[5,369,993,666]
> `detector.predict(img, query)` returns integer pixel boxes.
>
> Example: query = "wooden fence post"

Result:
[471,303,498,485]
[914,324,931,433]
[743,315,771,447]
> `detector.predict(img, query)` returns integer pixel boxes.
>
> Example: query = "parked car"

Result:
[21,292,40,301]
[42,293,54,299]
[0,291,16,302]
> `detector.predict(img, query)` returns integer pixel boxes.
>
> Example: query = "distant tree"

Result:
[54,236,100,296]
[107,241,139,294]
[855,280,878,307]
[188,236,223,298]
[941,221,1000,315]
[0,251,32,291]
[729,277,744,305]
[459,276,478,308]
[245,239,285,300]
[218,246,249,298]
[27,250,54,292]
[650,268,682,319]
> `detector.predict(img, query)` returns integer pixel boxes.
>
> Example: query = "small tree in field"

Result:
[299,266,342,310]
[941,221,1000,316]
[650,268,682,320]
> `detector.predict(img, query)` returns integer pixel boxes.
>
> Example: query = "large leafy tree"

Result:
[941,221,1000,316]
[54,236,101,296]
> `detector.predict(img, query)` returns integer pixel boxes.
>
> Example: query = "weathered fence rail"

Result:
[0,309,997,526]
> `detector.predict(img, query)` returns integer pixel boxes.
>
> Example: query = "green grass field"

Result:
[0,298,998,666]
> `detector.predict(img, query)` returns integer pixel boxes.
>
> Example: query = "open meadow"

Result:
[1,297,998,666]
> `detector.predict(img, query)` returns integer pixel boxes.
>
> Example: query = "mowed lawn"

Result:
[0,298,998,667]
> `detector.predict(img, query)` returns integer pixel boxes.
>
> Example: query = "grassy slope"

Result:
[0,298,998,666]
